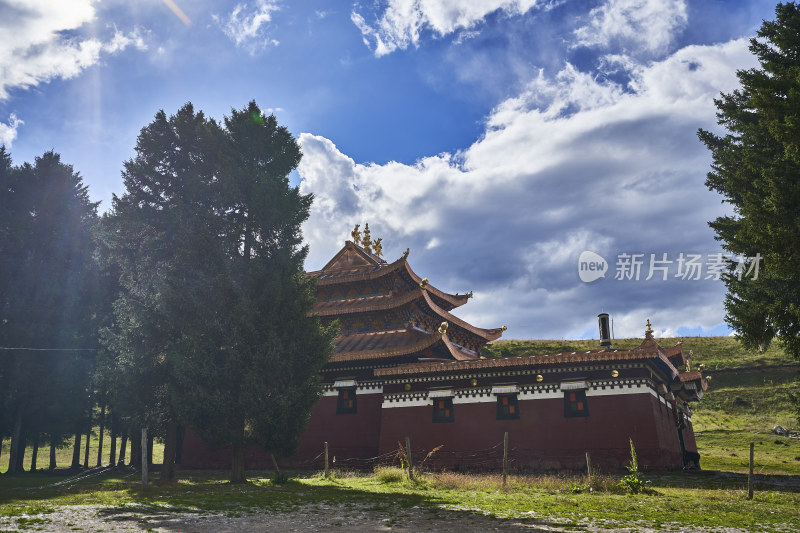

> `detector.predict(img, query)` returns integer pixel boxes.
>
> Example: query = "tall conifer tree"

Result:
[0,150,99,473]
[699,2,800,359]
[105,102,334,482]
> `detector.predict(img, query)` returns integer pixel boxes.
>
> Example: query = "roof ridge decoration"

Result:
[319,240,387,272]
[636,318,664,355]
[349,222,384,257]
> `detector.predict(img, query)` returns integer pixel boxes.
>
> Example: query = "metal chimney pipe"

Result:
[598,313,611,347]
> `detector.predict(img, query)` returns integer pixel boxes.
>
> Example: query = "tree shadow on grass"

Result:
[648,470,800,493]
[2,472,569,532]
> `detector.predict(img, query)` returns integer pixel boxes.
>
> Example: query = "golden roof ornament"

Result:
[466,290,473,299]
[645,319,654,337]
[502,325,508,331]
[362,223,372,253]
[420,277,429,289]
[372,238,383,257]
[438,321,449,334]
[351,224,361,245]
[402,248,410,259]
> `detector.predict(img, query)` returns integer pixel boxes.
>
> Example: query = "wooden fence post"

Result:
[141,428,148,489]
[324,442,329,478]
[503,432,509,488]
[405,436,413,480]
[747,442,754,500]
[586,452,592,483]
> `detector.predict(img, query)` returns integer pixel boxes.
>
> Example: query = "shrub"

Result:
[374,466,405,484]
[618,439,652,494]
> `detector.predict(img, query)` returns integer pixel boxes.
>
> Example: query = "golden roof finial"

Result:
[420,277,429,289]
[466,290,473,299]
[351,224,361,245]
[402,248,410,260]
[501,325,508,331]
[372,237,383,257]
[645,319,654,337]
[362,223,372,253]
[438,321,449,334]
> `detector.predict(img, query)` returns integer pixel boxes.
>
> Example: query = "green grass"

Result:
[0,469,798,532]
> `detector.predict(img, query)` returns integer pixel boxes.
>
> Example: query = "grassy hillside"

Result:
[486,336,800,474]
[482,335,793,370]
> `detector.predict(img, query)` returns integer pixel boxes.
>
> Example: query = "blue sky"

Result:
[0,0,779,340]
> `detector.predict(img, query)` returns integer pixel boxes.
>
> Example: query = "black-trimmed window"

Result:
[337,387,357,414]
[564,389,588,417]
[432,398,454,423]
[496,394,520,420]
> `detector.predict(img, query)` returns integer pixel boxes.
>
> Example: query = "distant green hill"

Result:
[482,336,794,370]
[484,337,800,474]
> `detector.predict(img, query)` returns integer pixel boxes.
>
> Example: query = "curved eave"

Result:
[310,287,504,346]
[307,251,470,310]
[311,287,422,316]
[662,342,687,367]
[679,369,709,392]
[401,261,470,309]
[440,331,481,361]
[329,329,443,363]
[420,290,504,342]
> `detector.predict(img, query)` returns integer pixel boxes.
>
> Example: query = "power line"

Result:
[0,346,98,352]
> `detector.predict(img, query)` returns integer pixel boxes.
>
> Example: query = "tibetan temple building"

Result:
[181,229,708,471]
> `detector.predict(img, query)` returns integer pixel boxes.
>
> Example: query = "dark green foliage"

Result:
[101,104,223,450]
[104,101,335,482]
[0,148,100,472]
[698,2,800,361]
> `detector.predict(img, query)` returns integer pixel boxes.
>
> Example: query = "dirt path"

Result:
[0,501,759,532]
[1,502,563,532]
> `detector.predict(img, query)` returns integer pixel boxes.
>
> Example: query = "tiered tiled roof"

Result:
[308,240,504,364]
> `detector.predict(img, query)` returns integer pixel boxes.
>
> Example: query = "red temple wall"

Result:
[377,391,683,470]
[287,392,383,466]
[180,391,384,470]
[180,388,694,471]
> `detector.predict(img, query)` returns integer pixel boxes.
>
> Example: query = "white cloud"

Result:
[105,27,149,54]
[217,0,280,51]
[0,0,148,99]
[352,0,541,57]
[300,37,756,338]
[0,114,23,147]
[574,0,688,56]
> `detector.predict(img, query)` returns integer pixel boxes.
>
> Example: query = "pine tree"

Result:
[0,150,100,473]
[171,101,335,483]
[102,104,223,479]
[105,102,334,483]
[698,2,800,359]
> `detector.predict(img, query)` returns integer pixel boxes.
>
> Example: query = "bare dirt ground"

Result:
[0,502,756,533]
